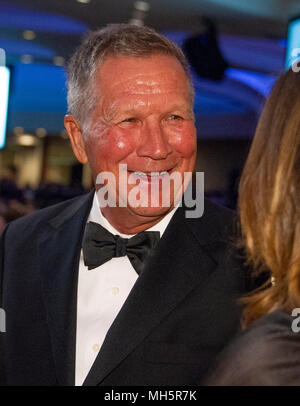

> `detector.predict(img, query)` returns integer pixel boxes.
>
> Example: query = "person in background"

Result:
[0,167,35,233]
[0,166,23,202]
[203,68,300,386]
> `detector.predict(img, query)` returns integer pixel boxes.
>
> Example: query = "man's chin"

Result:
[127,204,175,218]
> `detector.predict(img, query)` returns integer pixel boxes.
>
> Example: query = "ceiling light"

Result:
[36,128,47,138]
[20,54,33,64]
[17,134,37,147]
[0,48,6,66]
[129,19,144,26]
[77,0,91,4]
[134,1,150,12]
[23,30,36,40]
[13,126,24,135]
[53,56,65,66]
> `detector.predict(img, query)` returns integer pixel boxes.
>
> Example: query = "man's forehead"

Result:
[96,54,188,86]
[95,55,190,102]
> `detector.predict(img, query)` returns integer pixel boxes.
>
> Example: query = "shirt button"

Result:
[111,287,119,296]
[92,344,100,353]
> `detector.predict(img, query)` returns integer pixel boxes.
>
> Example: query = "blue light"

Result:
[0,38,55,59]
[10,64,68,113]
[0,66,10,149]
[279,38,287,48]
[226,68,277,97]
[193,92,248,114]
[0,2,88,34]
[7,63,68,133]
[286,17,300,69]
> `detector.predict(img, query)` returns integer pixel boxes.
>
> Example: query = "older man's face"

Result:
[70,54,196,225]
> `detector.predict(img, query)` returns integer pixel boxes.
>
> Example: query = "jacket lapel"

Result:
[83,204,218,386]
[38,191,94,385]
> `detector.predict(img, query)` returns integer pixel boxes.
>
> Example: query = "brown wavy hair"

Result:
[239,68,300,327]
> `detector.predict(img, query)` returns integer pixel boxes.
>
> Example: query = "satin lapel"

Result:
[38,191,94,386]
[83,205,218,386]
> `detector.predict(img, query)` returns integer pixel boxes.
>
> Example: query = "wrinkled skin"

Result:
[65,54,197,234]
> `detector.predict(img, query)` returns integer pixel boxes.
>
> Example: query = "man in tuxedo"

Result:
[0,24,248,386]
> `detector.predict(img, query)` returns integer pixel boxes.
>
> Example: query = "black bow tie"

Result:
[82,221,160,274]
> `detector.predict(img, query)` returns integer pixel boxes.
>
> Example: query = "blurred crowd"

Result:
[0,165,86,234]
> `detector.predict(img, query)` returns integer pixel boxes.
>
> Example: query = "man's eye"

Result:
[118,118,139,127]
[122,118,137,123]
[169,115,183,120]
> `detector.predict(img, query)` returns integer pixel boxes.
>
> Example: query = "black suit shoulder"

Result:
[202,197,236,224]
[6,192,91,232]
[184,199,242,274]
[184,198,238,245]
[0,191,93,306]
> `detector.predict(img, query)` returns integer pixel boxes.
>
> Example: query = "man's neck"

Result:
[100,206,175,235]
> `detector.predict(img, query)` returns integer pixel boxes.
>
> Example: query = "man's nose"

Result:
[136,120,172,160]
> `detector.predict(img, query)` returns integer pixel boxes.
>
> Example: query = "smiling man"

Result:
[65,53,196,233]
[0,25,248,386]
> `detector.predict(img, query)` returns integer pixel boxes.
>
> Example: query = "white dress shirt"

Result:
[75,193,177,385]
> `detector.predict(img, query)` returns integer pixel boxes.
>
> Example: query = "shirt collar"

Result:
[88,192,177,238]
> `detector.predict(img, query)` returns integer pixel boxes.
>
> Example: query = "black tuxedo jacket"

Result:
[0,191,248,386]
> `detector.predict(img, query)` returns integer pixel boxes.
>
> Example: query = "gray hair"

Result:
[66,24,194,134]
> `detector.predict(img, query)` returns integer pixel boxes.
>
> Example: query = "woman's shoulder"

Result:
[203,309,300,386]
[239,309,297,344]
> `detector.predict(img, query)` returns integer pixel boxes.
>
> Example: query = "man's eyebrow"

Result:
[166,104,195,117]
[119,108,139,116]
[120,104,192,114]
[167,104,191,111]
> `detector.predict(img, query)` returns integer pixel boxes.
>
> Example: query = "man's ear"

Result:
[64,114,88,164]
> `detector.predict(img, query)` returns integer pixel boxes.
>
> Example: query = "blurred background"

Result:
[1,0,300,231]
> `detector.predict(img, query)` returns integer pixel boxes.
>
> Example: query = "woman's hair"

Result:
[239,68,300,327]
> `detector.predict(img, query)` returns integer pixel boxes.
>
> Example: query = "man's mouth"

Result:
[129,171,168,184]
[131,171,168,177]
[127,167,176,183]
